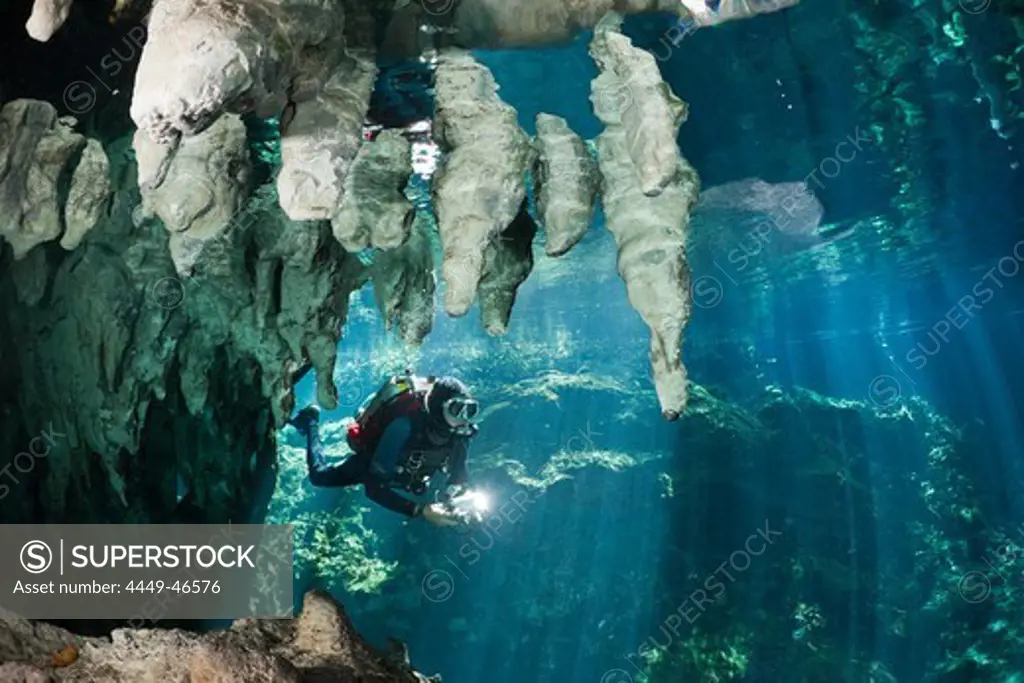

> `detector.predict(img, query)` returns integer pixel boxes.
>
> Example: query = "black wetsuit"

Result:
[303,411,471,517]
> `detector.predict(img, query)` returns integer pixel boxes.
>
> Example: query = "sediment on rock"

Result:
[332,128,414,251]
[477,201,537,335]
[533,113,599,257]
[372,214,436,346]
[591,21,700,420]
[431,49,534,317]
[0,591,434,683]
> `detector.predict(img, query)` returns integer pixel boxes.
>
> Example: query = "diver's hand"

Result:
[421,503,459,528]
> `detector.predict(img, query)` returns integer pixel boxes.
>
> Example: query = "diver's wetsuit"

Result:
[304,412,470,517]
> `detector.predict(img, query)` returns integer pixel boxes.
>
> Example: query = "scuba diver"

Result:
[291,373,485,527]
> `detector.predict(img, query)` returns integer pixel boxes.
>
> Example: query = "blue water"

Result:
[283,7,1024,683]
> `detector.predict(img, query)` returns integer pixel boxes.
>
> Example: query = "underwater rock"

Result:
[589,13,688,197]
[279,50,377,221]
[332,128,414,251]
[130,0,345,145]
[477,202,537,335]
[0,99,86,260]
[592,22,700,419]
[60,138,111,251]
[24,0,73,41]
[432,49,534,317]
[0,591,434,682]
[372,214,436,346]
[135,114,252,274]
[399,0,685,49]
[679,0,799,27]
[0,109,362,523]
[533,113,599,257]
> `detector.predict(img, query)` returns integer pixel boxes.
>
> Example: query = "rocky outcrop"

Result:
[533,113,599,257]
[477,202,537,335]
[0,99,100,260]
[0,102,363,525]
[135,114,252,274]
[394,0,792,50]
[431,50,534,317]
[23,0,73,41]
[591,16,700,420]
[60,139,111,251]
[679,0,799,27]
[589,14,689,197]
[129,0,345,145]
[372,214,436,346]
[333,128,414,251]
[279,51,377,221]
[0,590,436,683]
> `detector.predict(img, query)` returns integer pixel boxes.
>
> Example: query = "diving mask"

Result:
[441,396,480,434]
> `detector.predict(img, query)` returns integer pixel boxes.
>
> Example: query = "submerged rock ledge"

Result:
[0,590,437,683]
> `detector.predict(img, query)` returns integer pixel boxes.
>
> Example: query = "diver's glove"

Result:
[290,405,320,436]
[438,484,467,504]
[419,503,460,528]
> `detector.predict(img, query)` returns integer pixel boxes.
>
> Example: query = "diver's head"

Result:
[427,377,480,436]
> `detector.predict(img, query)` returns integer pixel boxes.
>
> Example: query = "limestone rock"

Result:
[60,138,111,251]
[477,202,537,335]
[372,215,436,345]
[432,50,534,317]
[589,13,688,197]
[332,128,414,251]
[135,114,252,274]
[0,119,362,523]
[0,99,86,260]
[409,0,687,49]
[679,0,799,27]
[0,592,430,683]
[533,113,598,257]
[130,0,346,145]
[24,0,73,41]
[278,51,377,221]
[592,23,700,420]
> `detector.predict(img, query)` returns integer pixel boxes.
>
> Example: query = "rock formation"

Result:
[0,100,107,261]
[279,50,377,221]
[477,202,537,335]
[333,128,415,251]
[591,15,700,420]
[589,15,688,197]
[431,49,534,317]
[0,103,363,525]
[24,0,73,41]
[0,590,437,683]
[134,114,252,274]
[533,113,599,257]
[371,214,437,346]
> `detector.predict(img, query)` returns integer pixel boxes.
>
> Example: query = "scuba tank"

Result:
[346,369,435,455]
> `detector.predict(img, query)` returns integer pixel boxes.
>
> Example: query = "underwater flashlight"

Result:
[445,489,490,524]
